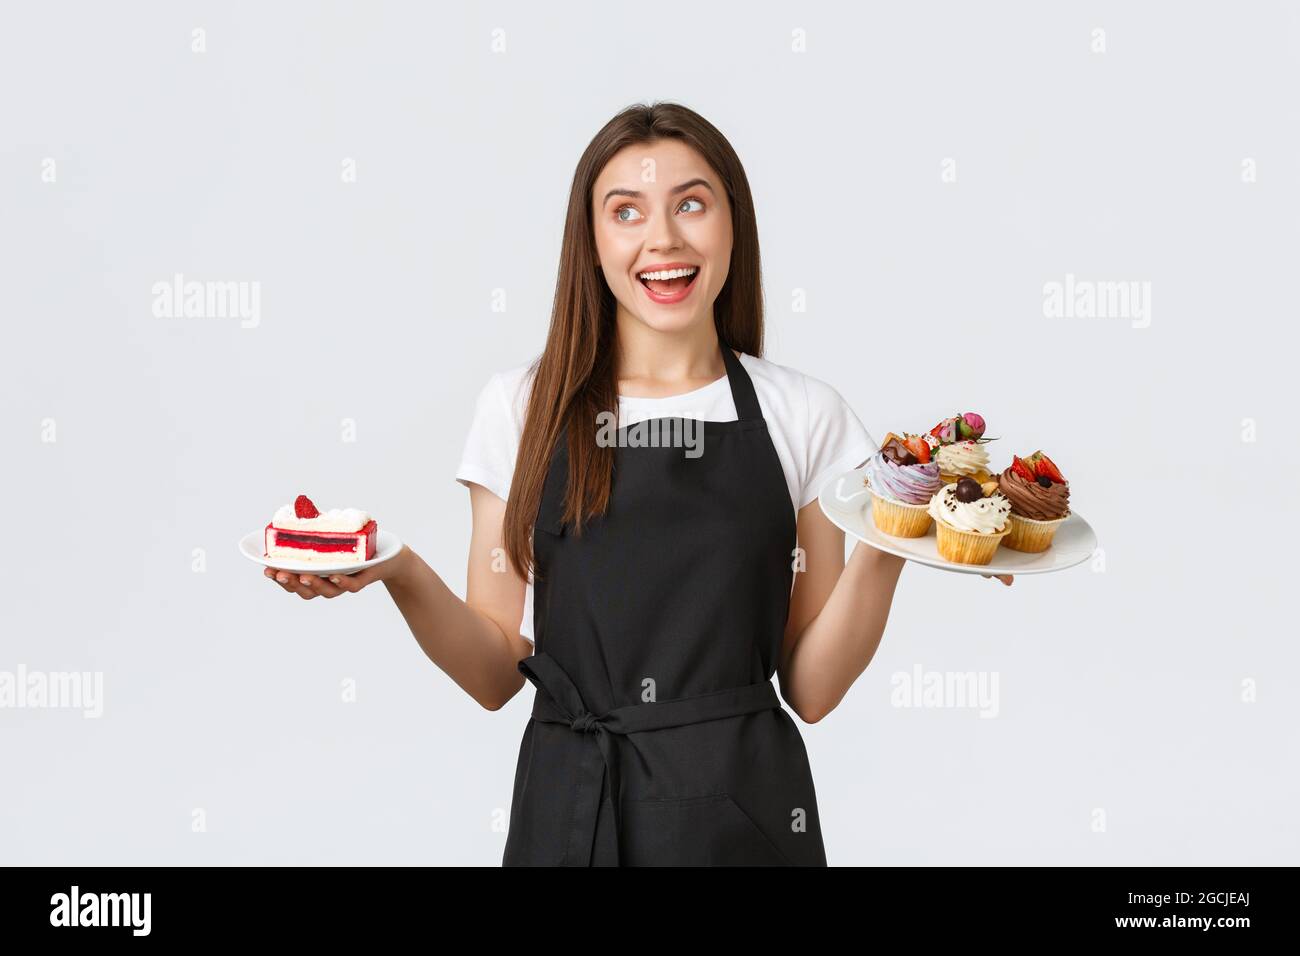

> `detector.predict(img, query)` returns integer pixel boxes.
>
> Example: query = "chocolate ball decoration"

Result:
[954,477,984,502]
[1036,474,1052,488]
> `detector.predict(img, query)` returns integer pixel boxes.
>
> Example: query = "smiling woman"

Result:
[474,103,869,866]
[589,144,735,349]
[264,101,1001,867]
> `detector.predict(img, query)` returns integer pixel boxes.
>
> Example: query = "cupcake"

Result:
[863,432,944,537]
[997,451,1071,552]
[928,476,1012,565]
[929,412,995,484]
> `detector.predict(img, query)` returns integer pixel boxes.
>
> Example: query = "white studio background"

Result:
[2,1,1295,866]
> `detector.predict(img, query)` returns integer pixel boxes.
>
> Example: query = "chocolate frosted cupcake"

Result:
[997,451,1070,552]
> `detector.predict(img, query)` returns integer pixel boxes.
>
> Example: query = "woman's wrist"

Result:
[850,539,905,573]
[380,544,419,589]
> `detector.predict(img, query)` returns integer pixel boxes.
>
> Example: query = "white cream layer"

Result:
[271,504,371,532]
[266,542,362,563]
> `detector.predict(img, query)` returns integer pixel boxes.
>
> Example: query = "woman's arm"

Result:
[267,482,531,711]
[776,503,905,723]
[777,503,1012,723]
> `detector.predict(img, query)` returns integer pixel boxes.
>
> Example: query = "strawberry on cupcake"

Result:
[863,432,944,537]
[929,412,996,485]
[996,451,1070,552]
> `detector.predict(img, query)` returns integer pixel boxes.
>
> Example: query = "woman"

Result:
[264,102,1012,866]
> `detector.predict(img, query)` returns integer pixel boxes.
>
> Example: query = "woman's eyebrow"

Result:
[602,178,716,204]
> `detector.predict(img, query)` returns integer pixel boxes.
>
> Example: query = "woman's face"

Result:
[591,138,733,335]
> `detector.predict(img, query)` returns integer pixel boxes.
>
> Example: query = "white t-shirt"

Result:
[455,351,878,643]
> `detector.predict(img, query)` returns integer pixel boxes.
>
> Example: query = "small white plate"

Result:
[238,528,404,575]
[818,468,1098,576]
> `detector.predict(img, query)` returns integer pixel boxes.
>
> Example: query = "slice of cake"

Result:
[265,494,377,564]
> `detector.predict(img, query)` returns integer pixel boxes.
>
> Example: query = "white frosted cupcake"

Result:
[929,412,995,484]
[934,440,992,485]
[927,478,1012,565]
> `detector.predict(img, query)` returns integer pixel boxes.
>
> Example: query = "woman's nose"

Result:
[647,221,683,252]
[644,210,686,252]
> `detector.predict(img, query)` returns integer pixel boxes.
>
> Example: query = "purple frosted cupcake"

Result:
[862,432,943,537]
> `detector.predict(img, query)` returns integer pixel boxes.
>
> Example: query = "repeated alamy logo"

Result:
[0,664,103,718]
[891,664,1000,718]
[595,411,703,458]
[1042,272,1151,329]
[152,272,261,328]
[50,886,151,936]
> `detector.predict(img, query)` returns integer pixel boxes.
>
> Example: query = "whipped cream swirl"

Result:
[934,440,990,476]
[928,483,1011,533]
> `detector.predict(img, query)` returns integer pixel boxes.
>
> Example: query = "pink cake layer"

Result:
[265,519,377,561]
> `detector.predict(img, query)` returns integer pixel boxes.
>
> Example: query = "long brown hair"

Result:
[502,101,766,582]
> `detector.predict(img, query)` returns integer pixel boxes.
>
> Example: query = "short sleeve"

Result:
[455,371,524,502]
[799,374,878,510]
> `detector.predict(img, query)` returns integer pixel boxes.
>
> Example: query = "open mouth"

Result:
[637,266,700,303]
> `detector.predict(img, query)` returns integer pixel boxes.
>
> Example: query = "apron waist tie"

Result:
[516,651,781,865]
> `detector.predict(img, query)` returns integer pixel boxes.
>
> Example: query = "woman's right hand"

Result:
[264,545,411,600]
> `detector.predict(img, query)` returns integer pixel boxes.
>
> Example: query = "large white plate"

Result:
[818,468,1098,576]
[238,527,403,575]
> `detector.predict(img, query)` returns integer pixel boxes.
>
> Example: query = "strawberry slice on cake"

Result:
[265,494,377,564]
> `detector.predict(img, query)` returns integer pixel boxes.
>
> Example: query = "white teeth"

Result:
[638,267,698,280]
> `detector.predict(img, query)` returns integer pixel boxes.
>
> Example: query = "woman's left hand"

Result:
[981,574,1014,586]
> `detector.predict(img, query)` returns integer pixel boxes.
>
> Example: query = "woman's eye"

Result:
[615,199,702,222]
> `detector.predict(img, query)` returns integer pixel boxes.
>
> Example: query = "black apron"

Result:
[503,341,828,866]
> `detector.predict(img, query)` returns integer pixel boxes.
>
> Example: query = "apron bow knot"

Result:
[517,651,784,864]
[569,712,600,734]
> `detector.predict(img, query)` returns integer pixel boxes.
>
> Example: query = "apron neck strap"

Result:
[720,342,762,422]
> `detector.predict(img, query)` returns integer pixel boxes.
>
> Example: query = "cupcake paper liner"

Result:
[1002,512,1069,553]
[869,490,934,538]
[933,519,1010,565]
